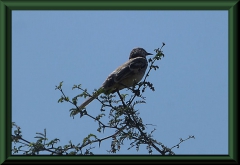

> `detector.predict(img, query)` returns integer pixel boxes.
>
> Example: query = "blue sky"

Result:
[12,10,228,155]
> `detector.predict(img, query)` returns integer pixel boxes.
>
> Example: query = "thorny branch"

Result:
[12,43,195,155]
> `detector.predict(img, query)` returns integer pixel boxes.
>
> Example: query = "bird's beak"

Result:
[147,52,153,56]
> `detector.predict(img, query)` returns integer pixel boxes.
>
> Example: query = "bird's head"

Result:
[129,47,153,59]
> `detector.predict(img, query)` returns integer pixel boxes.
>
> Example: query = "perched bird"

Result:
[78,47,153,110]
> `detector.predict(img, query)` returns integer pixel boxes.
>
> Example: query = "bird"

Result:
[78,47,153,110]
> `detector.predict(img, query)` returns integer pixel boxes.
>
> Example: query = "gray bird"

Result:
[78,47,153,110]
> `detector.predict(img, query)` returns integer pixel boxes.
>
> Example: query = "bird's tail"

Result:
[78,96,96,110]
[78,88,104,110]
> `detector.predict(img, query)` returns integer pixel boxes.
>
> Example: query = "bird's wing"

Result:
[102,57,147,89]
[114,57,147,82]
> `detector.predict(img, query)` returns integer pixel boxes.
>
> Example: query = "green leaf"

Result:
[72,84,77,90]
[58,96,64,103]
[55,81,64,90]
[35,132,45,136]
[65,97,69,101]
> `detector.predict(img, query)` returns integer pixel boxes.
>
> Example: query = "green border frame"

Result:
[0,0,238,164]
